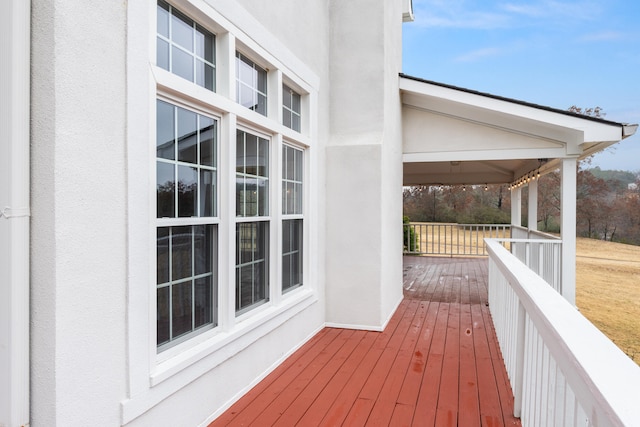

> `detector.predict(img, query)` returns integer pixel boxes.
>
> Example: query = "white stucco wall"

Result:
[325,0,404,329]
[30,1,331,425]
[31,1,128,425]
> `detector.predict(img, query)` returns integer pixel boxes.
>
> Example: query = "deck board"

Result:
[209,257,521,427]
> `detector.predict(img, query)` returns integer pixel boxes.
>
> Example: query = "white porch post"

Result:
[528,179,538,231]
[511,186,522,228]
[561,158,577,305]
[0,0,30,426]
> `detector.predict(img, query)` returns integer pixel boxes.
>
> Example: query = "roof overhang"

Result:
[400,74,637,186]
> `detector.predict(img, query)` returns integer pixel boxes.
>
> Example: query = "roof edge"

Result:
[399,73,637,131]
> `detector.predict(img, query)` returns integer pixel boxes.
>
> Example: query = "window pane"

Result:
[292,92,301,111]
[157,1,170,37]
[235,222,269,313]
[236,177,245,217]
[237,55,254,86]
[193,225,212,276]
[257,138,269,177]
[238,84,255,110]
[294,149,303,181]
[157,286,170,346]
[257,68,267,93]
[172,46,194,82]
[195,25,214,62]
[200,170,215,217]
[283,254,291,290]
[204,63,215,91]
[157,2,215,92]
[171,10,193,51]
[157,224,217,349]
[236,131,245,173]
[244,178,258,217]
[157,161,175,218]
[295,183,303,214]
[285,149,295,180]
[282,219,303,291]
[194,277,212,328]
[156,100,175,160]
[157,227,170,284]
[283,109,291,129]
[258,179,268,216]
[256,93,267,116]
[292,114,301,132]
[283,85,292,108]
[236,265,252,311]
[178,165,197,217]
[199,116,215,166]
[245,134,257,175]
[172,280,193,338]
[177,108,198,164]
[157,38,170,70]
[172,226,192,280]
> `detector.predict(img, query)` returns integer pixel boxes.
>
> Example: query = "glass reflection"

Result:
[156,100,175,160]
[177,108,197,164]
[172,280,193,338]
[157,161,175,218]
[178,165,197,217]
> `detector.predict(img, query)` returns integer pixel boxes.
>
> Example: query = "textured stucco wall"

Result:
[31,0,128,425]
[325,0,404,328]
[31,1,331,425]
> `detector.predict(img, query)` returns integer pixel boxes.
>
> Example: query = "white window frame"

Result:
[282,84,302,132]
[282,143,304,292]
[235,51,268,116]
[156,0,216,91]
[122,0,320,423]
[155,97,221,352]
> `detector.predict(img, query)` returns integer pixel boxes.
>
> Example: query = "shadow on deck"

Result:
[210,256,521,426]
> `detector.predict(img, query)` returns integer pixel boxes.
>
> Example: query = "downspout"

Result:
[0,1,31,426]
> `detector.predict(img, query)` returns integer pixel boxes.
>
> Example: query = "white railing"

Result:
[495,238,563,294]
[511,224,560,241]
[486,239,640,427]
[403,222,510,256]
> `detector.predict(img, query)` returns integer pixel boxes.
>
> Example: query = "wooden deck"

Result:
[210,257,521,426]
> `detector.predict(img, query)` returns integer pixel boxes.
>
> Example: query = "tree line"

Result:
[403,166,640,246]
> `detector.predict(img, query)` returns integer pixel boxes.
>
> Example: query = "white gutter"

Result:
[623,123,638,139]
[0,1,31,426]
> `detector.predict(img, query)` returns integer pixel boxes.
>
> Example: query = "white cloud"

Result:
[501,0,602,21]
[454,47,505,62]
[411,0,603,30]
[578,31,625,42]
[412,0,511,29]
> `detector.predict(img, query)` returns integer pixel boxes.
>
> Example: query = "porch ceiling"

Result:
[400,74,637,186]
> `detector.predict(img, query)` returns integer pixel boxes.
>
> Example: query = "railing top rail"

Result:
[485,239,640,426]
[510,224,561,240]
[407,222,511,227]
[491,238,563,244]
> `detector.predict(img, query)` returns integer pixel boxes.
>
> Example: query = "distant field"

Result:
[576,238,640,365]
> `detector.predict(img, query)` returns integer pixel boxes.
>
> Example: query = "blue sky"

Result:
[402,0,640,172]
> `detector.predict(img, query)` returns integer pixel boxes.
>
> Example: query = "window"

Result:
[235,130,270,314]
[282,84,301,132]
[157,0,215,91]
[156,99,218,349]
[150,2,311,359]
[236,52,267,116]
[282,145,303,291]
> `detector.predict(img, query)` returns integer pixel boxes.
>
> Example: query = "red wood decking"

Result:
[210,257,521,426]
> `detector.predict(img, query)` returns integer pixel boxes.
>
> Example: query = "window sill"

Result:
[121,287,317,424]
[150,286,317,386]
